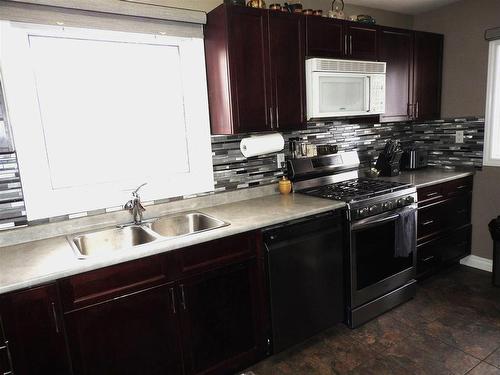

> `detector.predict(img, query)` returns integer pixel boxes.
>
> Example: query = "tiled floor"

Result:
[245,265,500,375]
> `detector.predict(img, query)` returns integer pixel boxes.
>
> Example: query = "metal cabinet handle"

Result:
[421,219,435,226]
[344,34,348,54]
[456,185,467,190]
[169,287,176,314]
[269,107,274,129]
[422,255,435,263]
[179,284,187,311]
[426,192,439,197]
[51,302,60,334]
[415,101,419,118]
[349,35,353,55]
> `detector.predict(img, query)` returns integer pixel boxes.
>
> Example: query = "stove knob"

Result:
[405,196,415,204]
[358,207,369,217]
[383,201,394,210]
[369,205,378,214]
[397,198,405,207]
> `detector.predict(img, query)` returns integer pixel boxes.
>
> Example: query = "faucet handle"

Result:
[132,182,148,198]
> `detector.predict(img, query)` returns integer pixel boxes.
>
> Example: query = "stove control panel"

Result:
[351,194,415,220]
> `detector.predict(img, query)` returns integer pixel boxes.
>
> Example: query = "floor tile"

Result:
[347,354,409,375]
[418,313,500,359]
[348,313,414,353]
[467,362,500,375]
[384,331,480,375]
[486,348,500,368]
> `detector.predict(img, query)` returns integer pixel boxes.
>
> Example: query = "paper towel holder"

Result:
[240,132,285,158]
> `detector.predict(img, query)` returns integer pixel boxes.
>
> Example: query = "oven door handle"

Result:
[351,204,417,231]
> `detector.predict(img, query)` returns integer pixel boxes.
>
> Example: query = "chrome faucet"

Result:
[124,183,147,224]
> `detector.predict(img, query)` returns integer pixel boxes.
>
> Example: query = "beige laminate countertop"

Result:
[0,167,475,295]
[0,194,345,295]
[373,167,474,188]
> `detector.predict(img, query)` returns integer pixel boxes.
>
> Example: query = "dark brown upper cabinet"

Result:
[413,31,444,121]
[344,22,378,60]
[379,28,443,122]
[205,5,306,134]
[379,27,414,122]
[305,17,377,60]
[305,16,344,58]
[0,284,71,375]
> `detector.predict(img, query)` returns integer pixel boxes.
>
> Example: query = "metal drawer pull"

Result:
[426,192,439,197]
[51,302,60,334]
[169,287,176,314]
[456,185,467,190]
[421,220,435,226]
[457,209,467,214]
[180,285,187,311]
[269,107,274,129]
[422,256,435,262]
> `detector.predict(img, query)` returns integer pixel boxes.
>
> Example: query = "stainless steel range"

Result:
[288,151,418,328]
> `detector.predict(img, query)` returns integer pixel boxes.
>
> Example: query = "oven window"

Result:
[354,221,413,290]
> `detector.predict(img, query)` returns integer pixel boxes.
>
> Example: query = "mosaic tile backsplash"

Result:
[0,117,484,229]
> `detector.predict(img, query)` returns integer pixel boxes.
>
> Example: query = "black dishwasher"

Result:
[263,210,344,353]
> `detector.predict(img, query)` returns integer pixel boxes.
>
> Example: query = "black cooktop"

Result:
[301,178,412,203]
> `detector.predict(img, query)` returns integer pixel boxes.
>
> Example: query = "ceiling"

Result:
[344,0,462,15]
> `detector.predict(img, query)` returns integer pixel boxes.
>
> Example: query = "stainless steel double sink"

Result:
[68,212,229,259]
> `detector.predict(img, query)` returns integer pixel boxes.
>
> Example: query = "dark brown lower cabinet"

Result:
[179,260,265,375]
[65,283,183,375]
[0,283,71,375]
[416,176,473,279]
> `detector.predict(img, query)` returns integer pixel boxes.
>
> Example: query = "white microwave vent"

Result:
[313,58,386,74]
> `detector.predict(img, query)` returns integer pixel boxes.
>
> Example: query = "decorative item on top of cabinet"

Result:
[247,0,266,8]
[328,0,345,19]
[205,5,306,134]
[0,284,71,375]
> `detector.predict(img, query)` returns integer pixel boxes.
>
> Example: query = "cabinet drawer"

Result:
[443,176,473,197]
[417,201,446,240]
[418,184,444,205]
[177,232,256,276]
[59,255,169,311]
[416,241,439,278]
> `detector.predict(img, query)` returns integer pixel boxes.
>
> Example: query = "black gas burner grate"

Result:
[303,178,411,202]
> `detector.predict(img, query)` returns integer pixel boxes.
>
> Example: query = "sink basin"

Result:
[69,225,157,258]
[145,212,228,238]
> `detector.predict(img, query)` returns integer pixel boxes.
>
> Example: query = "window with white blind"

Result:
[0,21,213,220]
[484,39,500,167]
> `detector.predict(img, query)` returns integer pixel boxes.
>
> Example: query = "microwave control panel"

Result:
[370,75,386,114]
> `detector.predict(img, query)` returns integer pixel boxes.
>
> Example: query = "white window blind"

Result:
[0,22,214,220]
[484,39,500,167]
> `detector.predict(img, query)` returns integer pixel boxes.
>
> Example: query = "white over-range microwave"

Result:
[306,58,386,120]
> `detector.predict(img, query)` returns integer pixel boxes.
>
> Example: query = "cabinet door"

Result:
[345,23,378,61]
[413,31,443,120]
[306,16,344,58]
[179,260,266,375]
[379,27,414,122]
[268,11,305,130]
[0,284,71,375]
[65,283,183,375]
[227,7,272,133]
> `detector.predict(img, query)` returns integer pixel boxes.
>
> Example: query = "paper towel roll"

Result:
[240,133,285,158]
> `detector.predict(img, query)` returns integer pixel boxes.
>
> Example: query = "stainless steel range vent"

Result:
[312,58,386,74]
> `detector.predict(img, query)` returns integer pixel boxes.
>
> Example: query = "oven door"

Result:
[349,205,417,308]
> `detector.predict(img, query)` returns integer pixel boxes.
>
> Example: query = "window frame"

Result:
[0,21,214,220]
[484,39,500,167]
